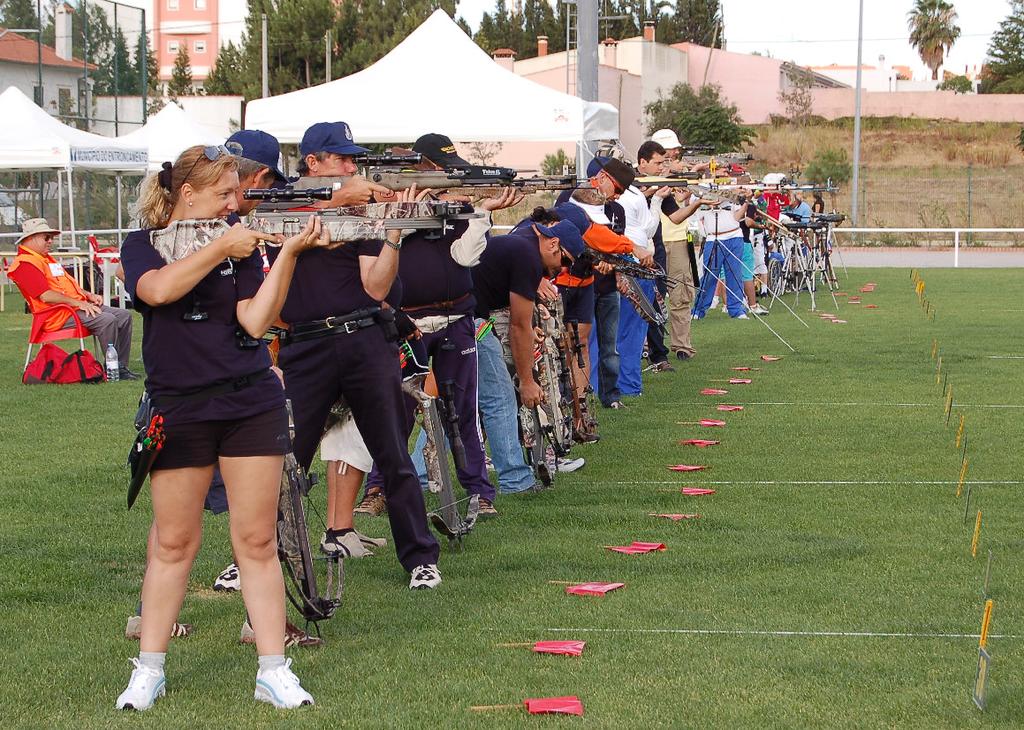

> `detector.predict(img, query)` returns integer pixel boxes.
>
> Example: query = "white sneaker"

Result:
[710,296,720,309]
[735,313,749,320]
[409,563,442,590]
[320,530,373,558]
[721,305,729,314]
[750,304,769,315]
[254,658,314,709]
[115,658,165,711]
[213,562,240,591]
[556,456,586,473]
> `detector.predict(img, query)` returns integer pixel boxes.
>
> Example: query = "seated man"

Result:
[9,218,138,379]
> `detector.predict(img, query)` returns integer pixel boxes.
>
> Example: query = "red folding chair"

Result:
[23,304,98,371]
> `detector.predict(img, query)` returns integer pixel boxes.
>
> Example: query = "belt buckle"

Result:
[324,316,338,330]
[342,320,359,334]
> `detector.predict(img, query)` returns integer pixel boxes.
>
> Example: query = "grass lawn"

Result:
[1,267,1021,728]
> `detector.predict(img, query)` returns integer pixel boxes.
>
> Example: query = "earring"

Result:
[188,200,193,207]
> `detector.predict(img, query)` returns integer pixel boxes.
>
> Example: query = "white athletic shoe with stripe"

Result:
[409,564,442,589]
[115,658,166,711]
[255,658,314,709]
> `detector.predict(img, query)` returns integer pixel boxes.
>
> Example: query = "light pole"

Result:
[850,0,864,228]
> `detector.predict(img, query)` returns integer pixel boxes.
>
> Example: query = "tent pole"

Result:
[57,169,64,236]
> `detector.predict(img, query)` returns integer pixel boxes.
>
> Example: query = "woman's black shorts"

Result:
[153,406,290,471]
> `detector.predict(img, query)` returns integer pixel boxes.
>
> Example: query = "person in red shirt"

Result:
[8,218,139,379]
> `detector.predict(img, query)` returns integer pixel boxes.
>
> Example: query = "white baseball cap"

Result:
[650,129,682,150]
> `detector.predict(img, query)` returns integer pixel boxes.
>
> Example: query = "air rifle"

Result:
[358,165,582,194]
[577,249,679,290]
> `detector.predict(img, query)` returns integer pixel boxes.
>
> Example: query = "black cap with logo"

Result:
[412,133,471,170]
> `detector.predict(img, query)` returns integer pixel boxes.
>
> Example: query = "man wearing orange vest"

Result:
[8,218,138,379]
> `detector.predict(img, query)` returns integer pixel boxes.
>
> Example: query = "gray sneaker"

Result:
[125,614,192,640]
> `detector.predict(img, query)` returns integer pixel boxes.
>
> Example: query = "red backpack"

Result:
[23,343,105,384]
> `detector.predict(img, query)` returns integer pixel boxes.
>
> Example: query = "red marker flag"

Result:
[524,696,584,716]
[865,304,878,309]
[717,404,744,412]
[699,419,726,427]
[760,355,781,362]
[606,541,667,554]
[701,388,728,395]
[728,378,752,384]
[832,319,847,324]
[565,582,625,596]
[533,641,586,656]
[731,366,753,371]
[649,513,701,521]
[668,464,708,472]
[680,487,716,496]
[680,439,720,447]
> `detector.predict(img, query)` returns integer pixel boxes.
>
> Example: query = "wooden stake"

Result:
[470,704,520,712]
[495,642,534,648]
[956,458,969,498]
[972,510,982,558]
[979,599,993,649]
[956,414,965,448]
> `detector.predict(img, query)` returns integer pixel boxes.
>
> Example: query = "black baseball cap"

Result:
[300,121,369,157]
[599,158,636,192]
[226,130,288,184]
[412,133,471,170]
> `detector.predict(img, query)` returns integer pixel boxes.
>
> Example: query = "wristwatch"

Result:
[384,237,402,251]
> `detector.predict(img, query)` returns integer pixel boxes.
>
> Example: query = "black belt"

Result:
[280,307,381,346]
[154,370,266,406]
[402,292,472,313]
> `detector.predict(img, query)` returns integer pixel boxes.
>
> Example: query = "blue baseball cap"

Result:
[226,129,288,184]
[553,203,592,236]
[299,121,369,157]
[535,220,585,257]
[586,156,610,178]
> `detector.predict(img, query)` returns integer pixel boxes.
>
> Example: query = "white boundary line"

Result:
[988,355,1024,359]
[541,627,1019,640]
[664,401,1024,409]
[592,480,1023,486]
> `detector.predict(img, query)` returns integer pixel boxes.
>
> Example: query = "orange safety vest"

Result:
[554,223,634,288]
[8,245,87,332]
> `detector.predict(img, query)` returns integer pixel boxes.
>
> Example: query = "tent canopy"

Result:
[244,10,618,144]
[0,86,148,173]
[119,102,222,171]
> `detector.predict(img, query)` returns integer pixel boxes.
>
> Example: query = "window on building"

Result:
[167,0,179,9]
[193,40,206,54]
[58,87,73,116]
[194,0,206,8]
[168,40,180,54]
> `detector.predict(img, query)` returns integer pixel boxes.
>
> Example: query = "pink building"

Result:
[154,0,218,86]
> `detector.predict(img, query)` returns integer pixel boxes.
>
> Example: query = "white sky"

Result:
[456,0,1011,80]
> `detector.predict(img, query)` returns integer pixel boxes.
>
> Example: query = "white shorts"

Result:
[753,239,768,275]
[320,415,373,473]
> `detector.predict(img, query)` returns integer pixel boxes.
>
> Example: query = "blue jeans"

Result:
[589,290,621,406]
[616,279,656,396]
[693,236,746,318]
[475,319,535,494]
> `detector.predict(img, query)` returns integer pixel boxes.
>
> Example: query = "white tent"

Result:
[244,9,618,144]
[0,86,148,254]
[119,102,222,171]
[0,86,148,173]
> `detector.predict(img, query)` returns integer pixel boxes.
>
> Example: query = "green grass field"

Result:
[1,268,1021,728]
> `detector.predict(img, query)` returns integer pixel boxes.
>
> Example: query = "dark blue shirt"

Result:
[471,230,543,318]
[269,238,385,322]
[121,226,284,424]
[396,219,475,316]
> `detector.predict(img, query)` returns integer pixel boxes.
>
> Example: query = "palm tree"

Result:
[907,0,961,80]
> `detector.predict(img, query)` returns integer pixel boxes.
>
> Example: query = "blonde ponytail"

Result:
[132,145,238,229]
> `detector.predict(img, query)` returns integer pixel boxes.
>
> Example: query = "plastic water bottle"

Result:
[105,343,119,382]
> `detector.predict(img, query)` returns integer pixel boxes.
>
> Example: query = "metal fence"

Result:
[849,165,1020,244]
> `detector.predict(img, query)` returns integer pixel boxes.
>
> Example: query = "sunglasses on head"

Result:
[182,144,232,185]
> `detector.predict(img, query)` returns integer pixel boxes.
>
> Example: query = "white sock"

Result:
[258,654,286,673]
[139,652,165,672]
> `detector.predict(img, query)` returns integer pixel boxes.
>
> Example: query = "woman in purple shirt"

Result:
[117,145,327,711]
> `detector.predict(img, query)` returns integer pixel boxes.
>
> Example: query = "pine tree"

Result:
[1,0,40,31]
[167,45,194,98]
[982,0,1024,92]
[667,0,723,48]
[204,41,245,95]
